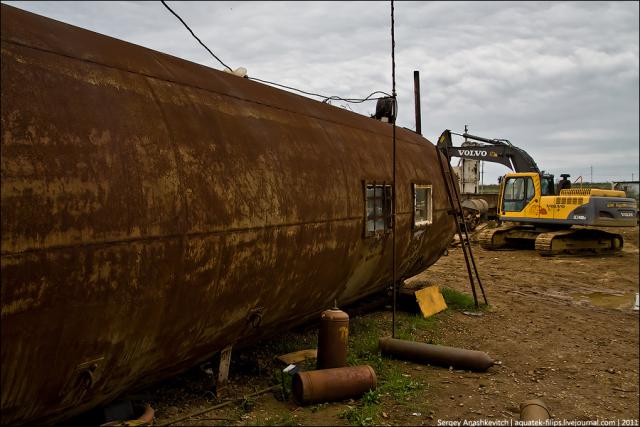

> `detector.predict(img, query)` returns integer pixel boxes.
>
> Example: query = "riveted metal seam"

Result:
[0,38,427,147]
[1,207,451,257]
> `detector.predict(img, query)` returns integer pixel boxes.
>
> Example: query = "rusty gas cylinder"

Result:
[379,337,494,372]
[316,308,349,369]
[520,399,551,421]
[292,365,377,405]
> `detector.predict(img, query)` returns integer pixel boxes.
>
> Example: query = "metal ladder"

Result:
[436,148,488,308]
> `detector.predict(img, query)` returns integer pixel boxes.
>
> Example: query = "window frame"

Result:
[413,183,433,228]
[363,181,393,237]
[503,176,534,212]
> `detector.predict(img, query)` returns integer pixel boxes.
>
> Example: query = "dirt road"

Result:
[406,224,639,423]
[142,225,639,426]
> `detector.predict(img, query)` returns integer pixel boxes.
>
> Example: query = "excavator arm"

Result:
[437,129,540,173]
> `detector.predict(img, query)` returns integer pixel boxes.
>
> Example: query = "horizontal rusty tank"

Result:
[0,4,455,425]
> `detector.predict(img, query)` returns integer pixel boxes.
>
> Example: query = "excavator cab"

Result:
[502,175,536,213]
[498,172,540,218]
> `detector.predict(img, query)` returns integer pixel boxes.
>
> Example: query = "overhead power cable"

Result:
[160,1,390,104]
[248,77,390,103]
[322,91,393,104]
[161,0,232,71]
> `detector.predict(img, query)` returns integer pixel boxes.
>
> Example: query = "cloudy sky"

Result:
[4,1,639,184]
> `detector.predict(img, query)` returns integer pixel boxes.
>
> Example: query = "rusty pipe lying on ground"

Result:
[379,337,494,371]
[292,366,377,405]
[520,399,551,421]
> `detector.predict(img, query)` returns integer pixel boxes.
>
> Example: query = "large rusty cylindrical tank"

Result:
[292,366,377,405]
[461,198,489,215]
[0,4,455,425]
[316,308,349,369]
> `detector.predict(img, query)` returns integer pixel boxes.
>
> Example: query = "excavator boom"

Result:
[437,129,540,173]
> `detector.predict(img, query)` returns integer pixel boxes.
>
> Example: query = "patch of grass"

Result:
[340,400,379,426]
[441,287,480,310]
[269,368,292,401]
[378,369,423,402]
[339,362,425,425]
[240,396,256,412]
[250,412,298,426]
[395,313,439,341]
[340,314,430,425]
[361,389,381,405]
[346,317,385,373]
[309,402,328,413]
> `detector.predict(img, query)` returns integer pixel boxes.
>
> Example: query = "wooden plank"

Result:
[415,286,447,318]
[275,349,317,365]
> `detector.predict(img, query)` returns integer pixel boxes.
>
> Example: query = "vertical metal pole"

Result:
[391,0,397,338]
[413,70,421,135]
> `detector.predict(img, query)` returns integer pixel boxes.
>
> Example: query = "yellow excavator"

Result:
[438,130,638,255]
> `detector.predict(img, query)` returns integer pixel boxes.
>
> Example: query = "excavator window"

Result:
[541,176,555,195]
[503,176,535,212]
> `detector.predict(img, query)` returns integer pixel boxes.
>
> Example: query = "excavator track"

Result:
[479,225,624,256]
[534,228,624,256]
[478,224,520,250]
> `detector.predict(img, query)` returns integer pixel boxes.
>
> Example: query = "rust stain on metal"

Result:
[1,4,455,425]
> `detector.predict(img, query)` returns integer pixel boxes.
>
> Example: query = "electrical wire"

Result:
[322,91,393,104]
[160,1,390,104]
[248,77,390,103]
[161,0,232,71]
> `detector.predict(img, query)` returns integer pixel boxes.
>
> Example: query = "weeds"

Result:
[240,396,256,412]
[309,402,328,413]
[440,287,481,310]
[361,389,380,405]
[395,314,439,341]
[249,412,297,426]
[340,403,378,426]
[339,314,430,425]
[240,311,437,426]
[340,391,381,427]
[346,317,385,373]
[378,369,423,402]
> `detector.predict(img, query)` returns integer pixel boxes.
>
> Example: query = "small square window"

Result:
[364,182,392,236]
[414,184,432,227]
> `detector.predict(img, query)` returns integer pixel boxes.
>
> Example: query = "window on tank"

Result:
[365,183,392,236]
[413,184,433,227]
